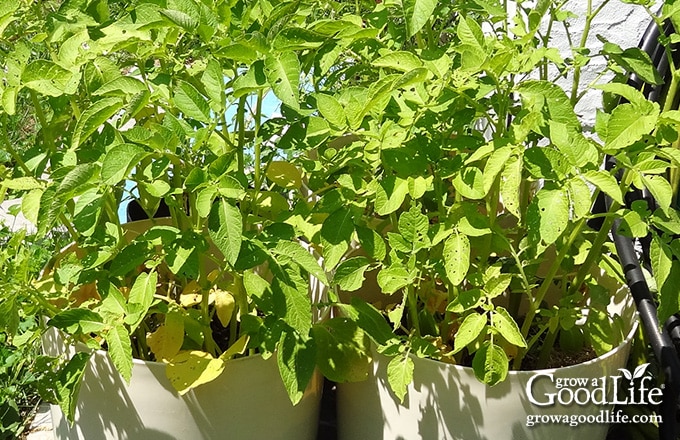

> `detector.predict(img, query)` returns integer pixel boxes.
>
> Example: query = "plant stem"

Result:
[236,96,247,173]
[570,0,611,105]
[520,217,586,338]
[407,284,420,337]
[536,323,558,369]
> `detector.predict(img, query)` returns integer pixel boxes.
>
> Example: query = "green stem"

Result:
[520,217,586,338]
[254,90,263,190]
[570,0,611,105]
[28,91,56,153]
[565,202,618,298]
[236,96,247,173]
[536,324,558,369]
[407,284,420,337]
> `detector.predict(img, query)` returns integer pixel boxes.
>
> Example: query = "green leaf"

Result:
[356,226,387,261]
[125,271,157,331]
[202,59,224,111]
[492,307,526,348]
[377,266,416,294]
[659,260,680,325]
[484,274,512,298]
[57,352,91,423]
[443,231,470,286]
[174,80,211,123]
[605,103,658,150]
[344,298,395,346]
[93,77,146,97]
[398,205,429,245]
[22,60,76,97]
[642,175,673,215]
[650,235,672,290]
[72,97,123,150]
[1,177,43,190]
[320,208,354,245]
[208,199,242,266]
[387,353,414,403]
[334,257,371,291]
[453,313,487,354]
[105,324,133,383]
[73,189,103,236]
[457,16,485,50]
[407,175,432,200]
[597,82,655,107]
[272,241,328,285]
[500,155,522,218]
[606,46,663,85]
[264,52,300,110]
[587,308,615,355]
[453,167,486,199]
[516,80,579,130]
[373,51,424,72]
[21,189,42,226]
[549,122,599,167]
[402,0,438,37]
[243,270,270,298]
[273,277,313,335]
[375,176,409,216]
[160,9,199,30]
[616,209,648,238]
[315,93,346,127]
[472,342,508,386]
[48,309,105,334]
[276,332,316,405]
[483,147,513,193]
[523,147,571,180]
[567,177,593,220]
[528,188,569,246]
[312,319,370,382]
[101,143,148,185]
[583,170,624,206]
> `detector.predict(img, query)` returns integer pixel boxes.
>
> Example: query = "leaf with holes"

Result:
[492,307,526,348]
[527,188,569,247]
[398,205,429,247]
[443,231,470,286]
[264,52,300,110]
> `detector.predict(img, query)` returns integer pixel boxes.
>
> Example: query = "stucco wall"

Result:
[554,1,655,126]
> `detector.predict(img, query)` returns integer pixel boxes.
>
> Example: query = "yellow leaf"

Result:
[214,289,236,327]
[219,335,250,361]
[147,311,184,361]
[166,350,226,395]
[266,161,302,189]
[207,269,220,283]
[180,281,202,307]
